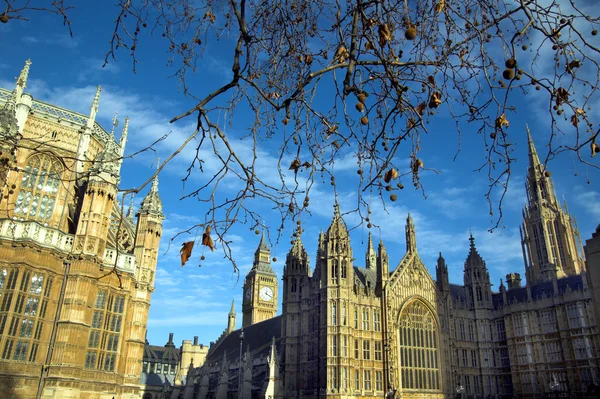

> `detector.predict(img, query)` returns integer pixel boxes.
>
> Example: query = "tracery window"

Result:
[85,289,125,371]
[399,300,440,391]
[1,270,53,362]
[554,220,566,267]
[14,154,62,223]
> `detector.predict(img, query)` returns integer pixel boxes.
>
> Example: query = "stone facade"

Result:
[172,127,599,399]
[0,61,163,398]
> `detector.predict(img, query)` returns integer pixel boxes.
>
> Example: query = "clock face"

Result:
[259,286,274,301]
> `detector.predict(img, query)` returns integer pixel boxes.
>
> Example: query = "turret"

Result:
[436,252,450,293]
[227,300,236,334]
[88,113,124,185]
[406,213,417,254]
[134,173,164,286]
[14,59,33,133]
[322,202,353,285]
[366,231,376,269]
[463,234,492,309]
[76,85,101,175]
[376,239,389,294]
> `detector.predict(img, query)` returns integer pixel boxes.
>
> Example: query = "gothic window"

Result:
[0,268,19,336]
[573,337,593,359]
[332,366,337,389]
[546,221,559,265]
[14,154,62,223]
[375,371,383,391]
[341,260,347,279]
[458,320,465,340]
[85,289,125,371]
[517,343,533,364]
[532,225,544,264]
[374,341,382,361]
[363,308,370,330]
[331,336,337,356]
[342,335,347,357]
[342,303,347,326]
[398,300,440,391]
[354,308,358,329]
[512,313,529,336]
[554,220,566,267]
[462,349,468,367]
[1,270,52,362]
[363,340,371,360]
[470,350,477,367]
[332,302,337,325]
[539,309,557,333]
[355,370,360,390]
[363,370,371,390]
[373,310,381,331]
[354,339,359,358]
[545,341,563,362]
[331,260,338,280]
[291,278,297,293]
[567,302,586,328]
[520,372,537,393]
[468,322,474,341]
[476,287,482,302]
[342,367,348,389]
[495,319,506,341]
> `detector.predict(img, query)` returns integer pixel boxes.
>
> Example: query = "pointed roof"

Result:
[526,125,542,171]
[229,300,235,316]
[15,59,32,102]
[126,192,135,221]
[120,116,129,155]
[465,234,486,269]
[326,201,348,236]
[366,231,376,269]
[405,213,417,254]
[86,85,102,130]
[251,233,274,274]
[139,174,164,217]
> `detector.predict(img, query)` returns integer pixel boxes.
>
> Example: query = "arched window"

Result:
[14,155,62,223]
[341,260,347,279]
[399,300,440,391]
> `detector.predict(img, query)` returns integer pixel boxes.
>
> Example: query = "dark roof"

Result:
[505,274,584,304]
[140,371,177,387]
[354,266,377,289]
[449,284,466,302]
[205,315,282,365]
[492,292,504,309]
[143,343,180,365]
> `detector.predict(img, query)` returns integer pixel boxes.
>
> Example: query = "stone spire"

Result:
[526,124,541,170]
[138,170,163,218]
[120,117,129,156]
[522,127,584,283]
[126,192,135,221]
[285,222,309,276]
[86,86,102,130]
[436,252,450,292]
[227,300,236,334]
[405,213,417,254]
[366,231,376,269]
[15,59,32,102]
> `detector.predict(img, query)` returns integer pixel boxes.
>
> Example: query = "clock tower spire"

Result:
[242,231,279,327]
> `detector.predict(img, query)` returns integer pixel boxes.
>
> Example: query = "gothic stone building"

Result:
[173,128,599,399]
[0,61,163,398]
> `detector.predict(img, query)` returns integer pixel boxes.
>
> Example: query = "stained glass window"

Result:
[14,155,62,223]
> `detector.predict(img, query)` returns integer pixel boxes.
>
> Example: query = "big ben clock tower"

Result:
[242,232,278,327]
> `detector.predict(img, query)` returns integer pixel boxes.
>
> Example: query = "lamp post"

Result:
[549,374,560,398]
[456,378,465,399]
[238,329,244,399]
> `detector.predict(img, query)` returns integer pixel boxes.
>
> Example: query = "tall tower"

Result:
[242,232,278,327]
[436,252,450,294]
[463,234,492,309]
[281,224,310,394]
[521,126,585,283]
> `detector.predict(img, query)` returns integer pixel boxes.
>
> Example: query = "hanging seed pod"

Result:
[503,69,515,80]
[505,58,517,69]
[390,194,398,201]
[356,102,365,112]
[360,116,369,125]
[405,27,417,40]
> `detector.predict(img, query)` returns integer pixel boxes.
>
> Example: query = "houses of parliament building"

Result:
[0,61,163,398]
[175,137,600,397]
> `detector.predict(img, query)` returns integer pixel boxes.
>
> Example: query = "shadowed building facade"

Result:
[172,129,599,399]
[0,61,163,398]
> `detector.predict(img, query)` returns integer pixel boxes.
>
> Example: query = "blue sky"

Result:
[0,2,599,349]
